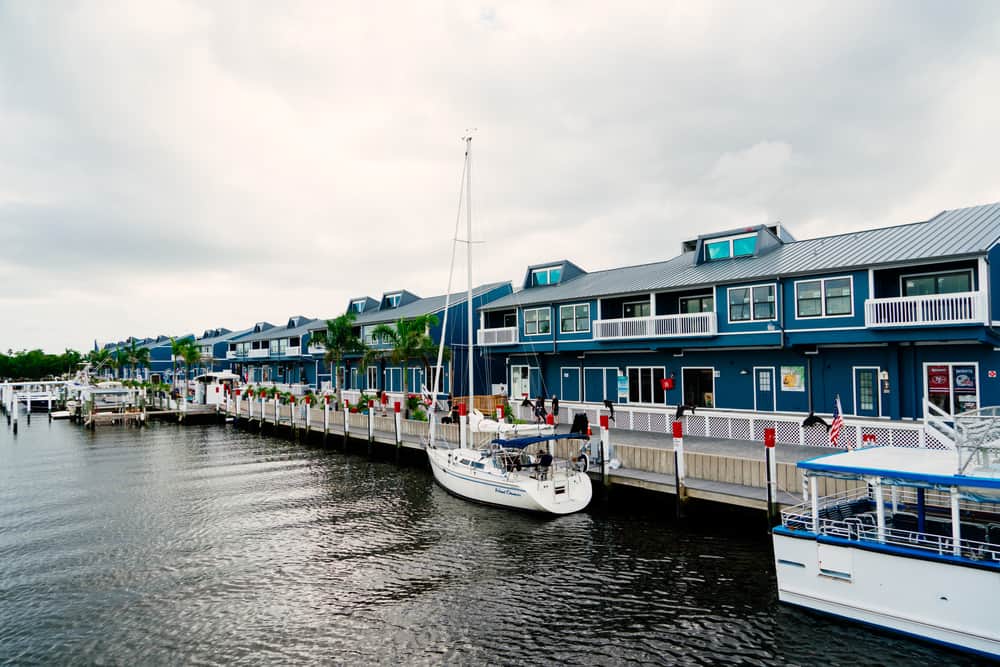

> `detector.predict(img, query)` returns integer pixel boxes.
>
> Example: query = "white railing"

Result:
[226,350,237,359]
[923,398,957,450]
[593,312,717,340]
[478,326,518,346]
[864,291,987,327]
[285,346,301,357]
[248,348,268,359]
[307,343,325,354]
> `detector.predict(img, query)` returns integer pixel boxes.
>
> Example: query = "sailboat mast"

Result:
[465,135,474,423]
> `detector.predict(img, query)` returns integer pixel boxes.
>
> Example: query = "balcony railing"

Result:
[248,348,268,359]
[478,326,519,346]
[864,291,987,328]
[594,312,717,340]
[226,350,237,359]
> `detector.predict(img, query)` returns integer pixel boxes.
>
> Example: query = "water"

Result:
[0,419,976,665]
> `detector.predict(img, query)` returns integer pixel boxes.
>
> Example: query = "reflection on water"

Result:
[0,421,976,665]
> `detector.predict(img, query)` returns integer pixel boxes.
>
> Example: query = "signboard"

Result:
[780,366,805,392]
[953,365,977,393]
[989,370,997,378]
[927,365,950,394]
[617,374,629,400]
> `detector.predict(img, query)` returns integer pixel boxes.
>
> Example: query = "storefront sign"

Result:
[780,366,805,392]
[617,374,629,399]
[927,365,950,394]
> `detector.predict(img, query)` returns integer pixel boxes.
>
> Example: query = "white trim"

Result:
[753,366,776,411]
[726,283,778,323]
[681,366,716,409]
[793,275,855,320]
[867,268,875,304]
[899,268,974,297]
[559,366,582,402]
[678,292,714,314]
[851,365,881,417]
[559,302,592,334]
[980,257,991,325]
[622,299,651,318]
[921,361,981,416]
[624,365,667,405]
[522,307,552,337]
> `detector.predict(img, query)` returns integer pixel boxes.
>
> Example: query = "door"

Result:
[754,367,775,412]
[584,368,604,403]
[529,368,543,399]
[350,368,359,390]
[682,368,715,408]
[511,365,530,399]
[560,367,581,402]
[386,368,402,392]
[853,367,879,417]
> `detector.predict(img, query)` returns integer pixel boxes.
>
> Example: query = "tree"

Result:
[87,348,112,377]
[180,340,201,393]
[133,344,151,381]
[309,312,368,405]
[113,346,130,379]
[170,337,188,389]
[371,314,439,416]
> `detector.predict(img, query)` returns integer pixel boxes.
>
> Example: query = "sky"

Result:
[1,1,999,353]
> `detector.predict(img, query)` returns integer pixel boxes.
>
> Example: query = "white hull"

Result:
[427,446,592,515]
[773,532,1000,659]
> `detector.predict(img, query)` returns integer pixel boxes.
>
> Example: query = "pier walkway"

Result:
[224,401,858,511]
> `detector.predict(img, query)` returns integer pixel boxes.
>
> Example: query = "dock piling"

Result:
[672,420,687,518]
[764,428,777,527]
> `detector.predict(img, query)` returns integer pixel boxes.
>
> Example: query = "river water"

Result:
[0,419,975,665]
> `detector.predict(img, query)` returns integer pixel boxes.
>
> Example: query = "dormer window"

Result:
[705,234,756,261]
[385,293,401,308]
[351,299,366,313]
[531,266,562,286]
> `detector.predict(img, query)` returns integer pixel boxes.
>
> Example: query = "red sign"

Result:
[927,365,950,394]
[672,421,683,438]
[661,377,675,391]
[990,370,997,379]
[764,428,776,448]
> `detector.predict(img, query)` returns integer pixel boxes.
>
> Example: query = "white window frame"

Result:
[899,269,975,297]
[531,266,562,286]
[794,275,854,319]
[624,365,667,405]
[622,299,651,319]
[385,293,401,308]
[366,366,379,389]
[678,293,714,314]
[851,365,881,417]
[681,366,717,409]
[726,283,777,323]
[704,232,757,261]
[921,361,980,416]
[559,303,591,334]
[510,364,536,399]
[523,307,551,336]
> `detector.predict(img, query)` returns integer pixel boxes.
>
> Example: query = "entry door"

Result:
[561,368,581,402]
[854,368,879,417]
[386,368,402,392]
[754,367,775,411]
[511,365,530,399]
[529,368,543,399]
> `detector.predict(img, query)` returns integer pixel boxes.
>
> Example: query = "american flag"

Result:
[830,395,845,447]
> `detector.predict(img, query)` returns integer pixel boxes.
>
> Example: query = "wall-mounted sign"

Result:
[780,365,805,392]
[989,370,997,379]
[617,374,629,399]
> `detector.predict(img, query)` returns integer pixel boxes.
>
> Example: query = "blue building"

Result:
[226,317,318,386]
[476,203,1000,423]
[329,282,513,397]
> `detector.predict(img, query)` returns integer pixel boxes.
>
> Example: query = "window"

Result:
[902,270,973,297]
[362,325,383,345]
[559,304,590,333]
[289,336,300,347]
[252,340,263,350]
[367,367,379,389]
[680,295,714,313]
[682,368,715,408]
[503,312,517,328]
[269,339,288,355]
[351,300,366,313]
[626,367,666,404]
[728,284,776,322]
[385,294,401,308]
[531,266,562,286]
[623,300,651,318]
[524,308,551,335]
[796,277,853,318]
[704,234,757,261]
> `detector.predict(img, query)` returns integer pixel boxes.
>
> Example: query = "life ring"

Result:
[576,454,589,473]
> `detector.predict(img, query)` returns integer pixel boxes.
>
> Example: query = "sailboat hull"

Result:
[426,447,592,515]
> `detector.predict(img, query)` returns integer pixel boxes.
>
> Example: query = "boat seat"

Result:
[848,498,873,515]
[961,522,988,544]
[890,511,917,532]
[924,516,952,538]
[856,512,877,527]
[987,523,1000,545]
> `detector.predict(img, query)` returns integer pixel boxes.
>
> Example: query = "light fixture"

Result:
[739,368,749,375]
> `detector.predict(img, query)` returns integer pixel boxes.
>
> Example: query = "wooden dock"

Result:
[220,401,854,512]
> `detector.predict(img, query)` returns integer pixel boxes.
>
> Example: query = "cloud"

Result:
[0,1,998,351]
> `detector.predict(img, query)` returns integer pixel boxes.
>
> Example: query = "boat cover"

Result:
[490,433,591,449]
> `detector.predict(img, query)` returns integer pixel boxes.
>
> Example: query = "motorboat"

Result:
[772,406,1000,659]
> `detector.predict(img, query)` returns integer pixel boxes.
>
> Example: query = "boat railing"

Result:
[780,489,1000,563]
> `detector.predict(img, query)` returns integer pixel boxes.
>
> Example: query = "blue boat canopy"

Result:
[490,433,590,449]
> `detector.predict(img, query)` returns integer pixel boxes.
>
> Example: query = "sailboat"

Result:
[424,135,593,515]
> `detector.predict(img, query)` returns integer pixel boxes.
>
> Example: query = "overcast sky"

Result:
[1,1,999,353]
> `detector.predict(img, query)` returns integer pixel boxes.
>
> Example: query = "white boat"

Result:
[773,406,1000,659]
[425,135,593,515]
[193,371,243,406]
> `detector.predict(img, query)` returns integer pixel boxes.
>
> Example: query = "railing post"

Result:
[600,414,611,488]
[874,478,886,543]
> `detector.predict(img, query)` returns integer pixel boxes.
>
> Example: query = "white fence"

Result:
[864,291,987,327]
[593,312,717,340]
[478,326,519,346]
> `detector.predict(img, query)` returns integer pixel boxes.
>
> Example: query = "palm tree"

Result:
[87,348,112,378]
[170,337,188,389]
[309,312,368,406]
[180,340,200,395]
[113,346,130,379]
[133,345,151,382]
[371,314,439,416]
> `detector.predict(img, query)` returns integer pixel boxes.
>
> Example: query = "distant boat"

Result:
[424,136,593,515]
